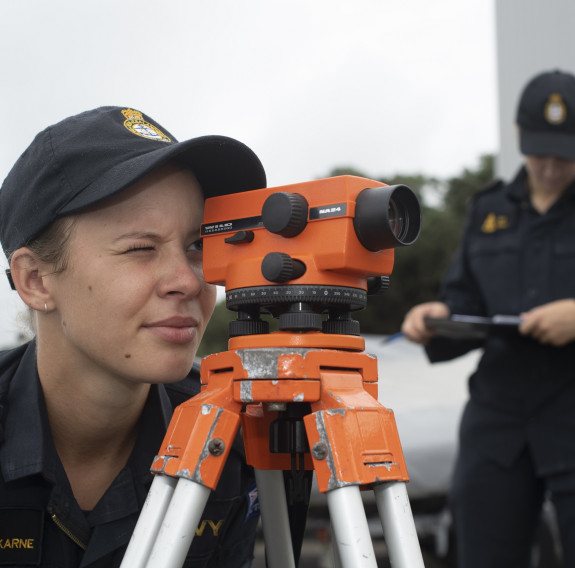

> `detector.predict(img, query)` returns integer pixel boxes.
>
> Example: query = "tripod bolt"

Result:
[312,442,328,460]
[208,438,225,456]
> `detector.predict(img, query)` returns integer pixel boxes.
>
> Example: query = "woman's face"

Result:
[525,154,575,197]
[45,163,216,385]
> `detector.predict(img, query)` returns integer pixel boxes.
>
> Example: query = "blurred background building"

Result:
[496,0,575,178]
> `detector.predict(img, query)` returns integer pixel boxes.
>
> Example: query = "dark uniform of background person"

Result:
[401,70,575,567]
[0,107,266,567]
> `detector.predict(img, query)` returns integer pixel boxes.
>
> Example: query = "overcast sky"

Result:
[0,0,498,346]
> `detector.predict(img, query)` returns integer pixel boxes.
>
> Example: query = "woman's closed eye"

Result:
[187,238,203,253]
[125,243,156,253]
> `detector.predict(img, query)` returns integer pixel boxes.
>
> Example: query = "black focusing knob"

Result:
[367,276,391,295]
[229,319,269,337]
[323,318,361,336]
[262,192,309,237]
[261,252,306,283]
[279,311,323,331]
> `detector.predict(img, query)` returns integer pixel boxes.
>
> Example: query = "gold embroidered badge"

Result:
[481,213,509,233]
[544,93,567,125]
[121,108,171,142]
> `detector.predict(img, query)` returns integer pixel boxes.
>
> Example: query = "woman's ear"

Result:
[9,248,52,312]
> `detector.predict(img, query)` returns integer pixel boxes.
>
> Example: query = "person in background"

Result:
[401,70,575,567]
[0,106,266,567]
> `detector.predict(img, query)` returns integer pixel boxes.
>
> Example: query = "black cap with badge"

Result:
[516,69,575,161]
[0,106,266,258]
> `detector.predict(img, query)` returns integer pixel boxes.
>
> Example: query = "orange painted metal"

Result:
[150,366,242,490]
[306,370,409,493]
[149,175,412,498]
[202,176,395,291]
[241,404,315,471]
[150,333,409,493]
[228,331,365,351]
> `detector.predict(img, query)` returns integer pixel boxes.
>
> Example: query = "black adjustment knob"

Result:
[261,252,306,283]
[367,276,390,295]
[323,318,360,335]
[229,319,269,337]
[225,230,254,244]
[262,192,308,237]
[323,311,361,335]
[279,311,323,331]
[229,309,269,337]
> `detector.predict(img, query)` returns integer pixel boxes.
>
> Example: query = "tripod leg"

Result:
[121,474,177,567]
[255,469,296,568]
[327,485,378,568]
[374,481,424,568]
[330,518,343,568]
[144,478,211,568]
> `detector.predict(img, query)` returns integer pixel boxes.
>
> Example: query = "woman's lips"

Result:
[144,317,198,345]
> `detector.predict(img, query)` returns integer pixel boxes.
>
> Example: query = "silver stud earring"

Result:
[44,303,48,313]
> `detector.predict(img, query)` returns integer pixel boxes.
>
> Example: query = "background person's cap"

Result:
[516,69,575,161]
[0,106,266,256]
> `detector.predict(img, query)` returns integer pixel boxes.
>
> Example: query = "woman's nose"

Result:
[157,252,205,298]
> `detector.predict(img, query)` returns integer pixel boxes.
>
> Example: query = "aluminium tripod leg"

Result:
[120,474,177,567]
[124,360,241,567]
[375,481,424,568]
[331,524,343,568]
[304,364,424,567]
[327,485,377,568]
[255,469,296,568]
[144,478,211,567]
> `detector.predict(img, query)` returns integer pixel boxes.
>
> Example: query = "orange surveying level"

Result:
[121,176,425,568]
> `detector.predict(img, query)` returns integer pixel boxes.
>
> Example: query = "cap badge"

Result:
[544,93,567,125]
[121,108,171,143]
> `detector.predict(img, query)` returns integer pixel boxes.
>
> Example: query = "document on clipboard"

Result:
[424,314,523,339]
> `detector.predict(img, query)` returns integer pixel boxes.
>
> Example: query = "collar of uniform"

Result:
[129,382,173,485]
[79,385,173,563]
[0,339,173,510]
[505,166,530,203]
[505,164,575,204]
[45,387,173,565]
[86,383,171,527]
[0,340,50,482]
[564,177,575,201]
[0,340,179,562]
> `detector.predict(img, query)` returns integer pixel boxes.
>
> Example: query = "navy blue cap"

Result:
[516,69,575,160]
[0,106,266,256]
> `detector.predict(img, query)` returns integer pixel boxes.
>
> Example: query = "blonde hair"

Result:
[10,216,77,274]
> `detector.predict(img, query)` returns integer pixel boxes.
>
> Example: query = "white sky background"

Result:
[0,0,498,346]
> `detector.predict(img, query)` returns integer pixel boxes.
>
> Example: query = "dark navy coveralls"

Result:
[426,167,575,567]
[0,340,260,567]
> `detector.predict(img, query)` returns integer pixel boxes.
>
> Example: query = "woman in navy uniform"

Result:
[0,107,265,567]
[402,70,575,567]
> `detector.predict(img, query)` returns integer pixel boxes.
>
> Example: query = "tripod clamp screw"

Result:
[208,439,226,456]
[312,442,328,461]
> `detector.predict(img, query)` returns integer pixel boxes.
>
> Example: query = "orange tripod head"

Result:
[201,175,421,336]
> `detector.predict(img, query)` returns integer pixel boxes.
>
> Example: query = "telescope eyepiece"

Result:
[353,185,421,251]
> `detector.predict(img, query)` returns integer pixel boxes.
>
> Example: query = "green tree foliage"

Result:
[356,154,495,334]
[444,154,495,220]
[197,154,495,356]
[197,296,234,357]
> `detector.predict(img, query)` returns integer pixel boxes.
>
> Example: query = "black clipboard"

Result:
[424,314,522,340]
